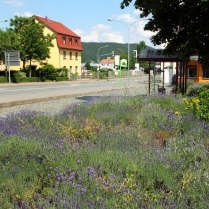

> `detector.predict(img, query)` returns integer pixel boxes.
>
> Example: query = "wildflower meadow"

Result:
[1,85,209,209]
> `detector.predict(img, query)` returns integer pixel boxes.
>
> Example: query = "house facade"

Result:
[34,15,83,76]
[99,58,114,70]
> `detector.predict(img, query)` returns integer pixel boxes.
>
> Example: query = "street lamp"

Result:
[97,45,108,80]
[0,19,8,22]
[108,18,146,86]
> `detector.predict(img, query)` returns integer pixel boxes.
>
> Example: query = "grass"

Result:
[0,92,209,208]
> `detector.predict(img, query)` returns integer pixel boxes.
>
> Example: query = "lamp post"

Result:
[0,19,8,22]
[108,18,145,86]
[97,45,108,80]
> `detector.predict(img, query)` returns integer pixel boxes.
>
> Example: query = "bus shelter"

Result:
[138,49,187,95]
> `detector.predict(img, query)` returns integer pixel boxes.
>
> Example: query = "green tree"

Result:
[136,41,149,69]
[85,62,91,70]
[0,28,19,64]
[120,0,209,66]
[10,16,55,76]
[136,41,146,55]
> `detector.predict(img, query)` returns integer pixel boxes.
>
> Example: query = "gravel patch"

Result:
[0,89,141,118]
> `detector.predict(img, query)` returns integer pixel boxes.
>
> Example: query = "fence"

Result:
[79,71,144,80]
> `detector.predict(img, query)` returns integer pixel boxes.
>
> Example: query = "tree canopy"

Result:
[0,28,19,64]
[120,0,209,66]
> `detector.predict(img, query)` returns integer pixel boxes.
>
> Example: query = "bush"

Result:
[186,83,207,96]
[57,68,68,77]
[13,71,26,78]
[183,85,209,121]
[0,76,7,83]
[56,76,69,81]
[12,77,39,83]
[39,64,56,80]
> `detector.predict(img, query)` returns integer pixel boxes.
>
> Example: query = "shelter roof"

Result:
[138,49,180,62]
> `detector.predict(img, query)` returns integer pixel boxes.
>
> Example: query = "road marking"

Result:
[70,84,80,86]
[1,85,83,92]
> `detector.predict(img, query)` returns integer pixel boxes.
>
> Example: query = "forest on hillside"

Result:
[81,42,154,64]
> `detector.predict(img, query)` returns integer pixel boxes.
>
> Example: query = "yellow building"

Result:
[34,15,83,77]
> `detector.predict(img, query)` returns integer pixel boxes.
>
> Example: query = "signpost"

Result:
[5,50,20,83]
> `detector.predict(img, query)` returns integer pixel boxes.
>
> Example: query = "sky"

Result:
[0,0,162,49]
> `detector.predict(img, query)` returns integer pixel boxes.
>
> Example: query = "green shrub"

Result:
[186,83,206,96]
[183,86,209,121]
[0,76,7,83]
[50,73,58,80]
[39,64,56,80]
[57,68,68,77]
[56,76,69,81]
[13,71,26,78]
[14,77,39,83]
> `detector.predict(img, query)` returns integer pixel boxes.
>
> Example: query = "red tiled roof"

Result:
[100,58,114,64]
[34,15,80,37]
[34,15,83,51]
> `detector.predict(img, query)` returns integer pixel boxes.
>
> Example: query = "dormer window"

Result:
[75,39,78,46]
[62,37,66,44]
[69,38,72,45]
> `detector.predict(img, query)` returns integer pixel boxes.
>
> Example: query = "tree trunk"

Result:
[29,59,32,77]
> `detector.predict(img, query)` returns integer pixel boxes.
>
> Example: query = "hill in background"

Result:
[81,42,155,64]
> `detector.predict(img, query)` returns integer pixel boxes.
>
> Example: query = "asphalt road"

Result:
[0,76,150,107]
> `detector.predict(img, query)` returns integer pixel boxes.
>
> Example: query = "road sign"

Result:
[5,50,20,83]
[120,59,127,67]
[5,50,20,66]
[114,55,120,66]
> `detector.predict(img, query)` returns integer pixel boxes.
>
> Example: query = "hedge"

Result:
[55,76,69,81]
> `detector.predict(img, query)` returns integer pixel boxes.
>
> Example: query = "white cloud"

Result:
[75,12,158,47]
[74,24,124,43]
[3,0,23,6]
[14,11,33,17]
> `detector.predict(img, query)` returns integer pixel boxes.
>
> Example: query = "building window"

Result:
[69,52,72,59]
[63,51,66,59]
[69,66,72,74]
[75,66,78,73]
[62,37,66,44]
[75,39,78,46]
[69,38,72,45]
[202,67,209,79]
[75,52,78,59]
[187,65,197,78]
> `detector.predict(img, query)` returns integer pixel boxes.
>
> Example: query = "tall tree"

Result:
[120,0,209,66]
[0,28,19,64]
[10,16,55,76]
[136,41,146,55]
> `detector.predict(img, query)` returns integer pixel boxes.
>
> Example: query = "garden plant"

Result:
[1,86,209,208]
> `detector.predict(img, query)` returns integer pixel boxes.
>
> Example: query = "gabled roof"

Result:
[100,58,114,64]
[34,15,80,38]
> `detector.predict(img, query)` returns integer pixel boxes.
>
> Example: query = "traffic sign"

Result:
[5,50,20,66]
